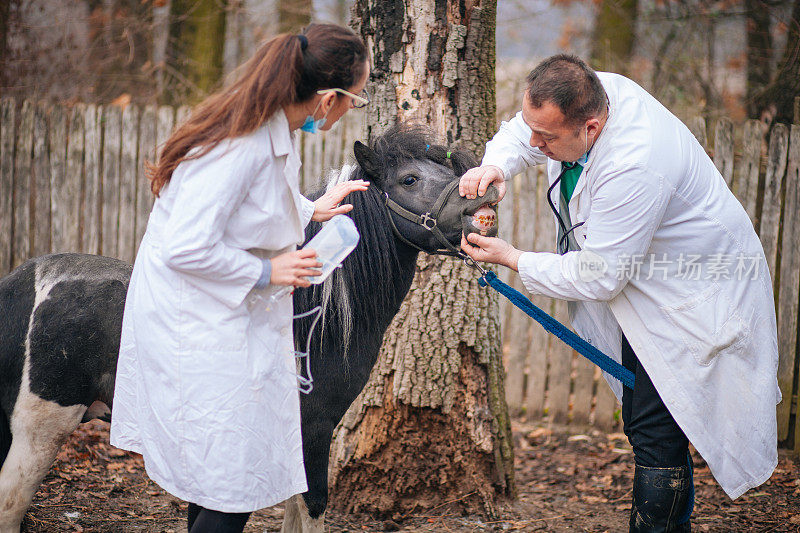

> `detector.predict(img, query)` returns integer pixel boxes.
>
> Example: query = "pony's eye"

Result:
[402,176,418,186]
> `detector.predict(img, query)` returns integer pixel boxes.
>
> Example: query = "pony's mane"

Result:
[296,164,406,359]
[293,124,477,359]
[367,123,477,179]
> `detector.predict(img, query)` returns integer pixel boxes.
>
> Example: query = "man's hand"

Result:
[461,233,522,271]
[459,165,506,201]
[312,180,369,222]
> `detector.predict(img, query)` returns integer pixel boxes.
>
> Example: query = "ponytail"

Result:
[148,24,367,196]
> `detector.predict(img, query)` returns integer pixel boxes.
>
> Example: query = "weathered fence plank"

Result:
[119,105,140,264]
[33,103,51,256]
[83,105,102,255]
[572,353,595,426]
[176,105,191,129]
[738,120,763,227]
[156,105,175,163]
[312,131,324,185]
[759,124,789,282]
[503,172,535,414]
[541,172,572,424]
[323,119,343,174]
[777,124,800,441]
[49,105,70,253]
[593,367,619,431]
[688,116,707,150]
[136,105,157,254]
[525,167,553,419]
[714,117,734,187]
[64,105,85,253]
[548,302,572,424]
[101,106,122,257]
[0,98,15,274]
[498,174,517,387]
[13,101,34,268]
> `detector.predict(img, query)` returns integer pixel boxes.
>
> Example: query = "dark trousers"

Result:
[188,502,251,533]
[621,335,689,468]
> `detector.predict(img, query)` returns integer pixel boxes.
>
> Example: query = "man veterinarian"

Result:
[459,54,779,532]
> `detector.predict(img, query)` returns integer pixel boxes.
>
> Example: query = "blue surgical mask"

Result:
[300,100,329,134]
[300,115,327,133]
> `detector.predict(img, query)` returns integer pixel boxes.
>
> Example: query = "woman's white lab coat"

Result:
[110,110,315,512]
[482,72,779,499]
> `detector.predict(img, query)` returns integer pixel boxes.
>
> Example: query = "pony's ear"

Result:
[449,150,477,177]
[353,141,381,180]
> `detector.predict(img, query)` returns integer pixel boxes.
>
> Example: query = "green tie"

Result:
[560,161,583,203]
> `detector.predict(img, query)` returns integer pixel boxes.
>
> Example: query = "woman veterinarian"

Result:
[460,55,779,532]
[110,24,369,533]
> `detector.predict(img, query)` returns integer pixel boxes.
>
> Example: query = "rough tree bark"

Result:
[328,0,514,517]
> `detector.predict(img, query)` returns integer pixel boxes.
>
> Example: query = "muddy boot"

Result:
[629,463,693,532]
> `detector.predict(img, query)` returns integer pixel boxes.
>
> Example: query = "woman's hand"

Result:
[270,249,323,287]
[461,233,522,271]
[312,180,370,222]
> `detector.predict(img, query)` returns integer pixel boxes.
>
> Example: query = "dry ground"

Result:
[23,419,800,532]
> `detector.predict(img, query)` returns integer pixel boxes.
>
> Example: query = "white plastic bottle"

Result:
[269,214,360,301]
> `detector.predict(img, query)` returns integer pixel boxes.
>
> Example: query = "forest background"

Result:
[1,0,798,127]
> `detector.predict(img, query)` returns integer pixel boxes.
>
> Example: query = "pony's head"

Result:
[352,124,499,254]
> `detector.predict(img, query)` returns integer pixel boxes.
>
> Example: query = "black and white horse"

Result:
[0,125,499,533]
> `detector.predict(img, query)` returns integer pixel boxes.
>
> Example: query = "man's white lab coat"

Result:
[483,72,780,499]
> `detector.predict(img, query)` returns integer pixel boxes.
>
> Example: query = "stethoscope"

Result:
[547,163,585,255]
[546,101,610,254]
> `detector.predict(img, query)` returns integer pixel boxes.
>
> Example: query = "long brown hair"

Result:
[148,24,368,196]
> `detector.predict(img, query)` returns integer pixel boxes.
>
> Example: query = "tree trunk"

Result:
[223,0,279,79]
[328,0,514,517]
[152,0,171,101]
[745,0,774,119]
[87,0,154,103]
[278,0,312,34]
[754,0,800,124]
[591,0,638,75]
[167,0,228,104]
[0,0,12,89]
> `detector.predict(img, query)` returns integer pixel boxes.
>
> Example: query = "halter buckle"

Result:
[420,213,437,230]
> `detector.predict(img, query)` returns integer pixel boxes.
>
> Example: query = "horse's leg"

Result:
[0,390,85,533]
[280,420,334,533]
[281,494,324,533]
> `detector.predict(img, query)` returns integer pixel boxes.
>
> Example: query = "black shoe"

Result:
[629,463,693,532]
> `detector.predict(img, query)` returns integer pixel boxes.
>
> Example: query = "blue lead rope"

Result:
[479,270,635,390]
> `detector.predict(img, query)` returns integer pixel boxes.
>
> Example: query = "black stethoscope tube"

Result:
[548,168,586,254]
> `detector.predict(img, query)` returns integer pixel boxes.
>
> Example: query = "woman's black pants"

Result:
[621,335,693,532]
[187,502,251,533]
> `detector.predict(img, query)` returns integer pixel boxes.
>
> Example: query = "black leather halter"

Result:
[378,180,464,257]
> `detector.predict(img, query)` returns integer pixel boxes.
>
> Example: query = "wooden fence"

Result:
[0,97,364,269]
[1,97,799,449]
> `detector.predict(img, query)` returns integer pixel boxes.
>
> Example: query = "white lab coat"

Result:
[110,110,316,512]
[482,72,779,499]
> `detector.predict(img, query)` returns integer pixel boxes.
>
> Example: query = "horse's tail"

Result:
[0,406,10,470]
